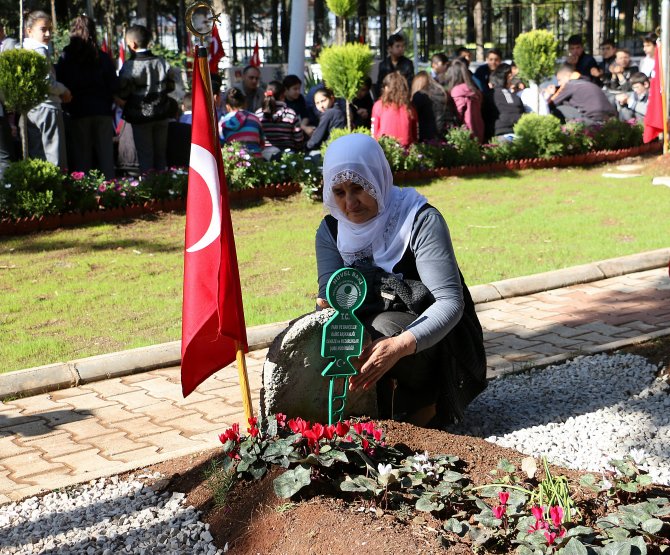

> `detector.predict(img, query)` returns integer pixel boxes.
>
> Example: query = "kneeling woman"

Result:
[316,134,486,428]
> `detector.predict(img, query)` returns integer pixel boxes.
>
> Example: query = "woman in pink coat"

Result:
[444,58,485,143]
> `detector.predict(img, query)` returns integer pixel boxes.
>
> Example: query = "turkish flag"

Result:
[644,46,664,143]
[249,37,261,67]
[117,38,126,72]
[208,24,225,73]
[181,48,248,397]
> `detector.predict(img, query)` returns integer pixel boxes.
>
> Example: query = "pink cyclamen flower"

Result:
[492,505,506,519]
[544,531,557,545]
[498,491,509,505]
[98,184,107,192]
[531,505,544,521]
[71,171,85,180]
[549,505,564,528]
[335,421,350,437]
[275,413,287,428]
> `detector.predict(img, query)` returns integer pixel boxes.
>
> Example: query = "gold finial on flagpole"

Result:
[185,0,220,46]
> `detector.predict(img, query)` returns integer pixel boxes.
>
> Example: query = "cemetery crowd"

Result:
[0,11,659,181]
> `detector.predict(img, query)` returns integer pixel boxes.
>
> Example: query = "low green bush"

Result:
[591,118,643,151]
[445,126,482,166]
[562,122,594,154]
[321,126,371,156]
[512,114,567,159]
[0,159,65,218]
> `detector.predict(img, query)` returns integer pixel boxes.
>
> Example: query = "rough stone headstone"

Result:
[261,309,377,423]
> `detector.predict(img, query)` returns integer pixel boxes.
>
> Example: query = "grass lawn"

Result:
[1,163,668,373]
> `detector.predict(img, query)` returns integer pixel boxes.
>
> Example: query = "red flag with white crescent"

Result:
[249,37,261,67]
[208,24,225,73]
[117,38,126,72]
[181,47,248,397]
[644,45,664,143]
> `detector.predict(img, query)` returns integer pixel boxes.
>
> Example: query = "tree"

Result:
[318,43,373,129]
[513,30,558,113]
[0,49,50,159]
[326,0,357,45]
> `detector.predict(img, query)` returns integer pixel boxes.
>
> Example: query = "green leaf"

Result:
[580,474,597,487]
[468,526,491,546]
[443,518,469,537]
[498,458,516,473]
[263,439,295,459]
[265,418,278,438]
[559,537,589,555]
[637,475,653,486]
[641,517,664,534]
[273,464,312,499]
[416,495,444,513]
[248,463,267,480]
[620,482,640,493]
[598,515,623,529]
[339,475,380,494]
[441,470,464,483]
[475,514,502,528]
[319,448,348,464]
[566,526,595,538]
[600,539,647,555]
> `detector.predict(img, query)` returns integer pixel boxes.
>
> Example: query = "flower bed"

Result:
[0,115,660,235]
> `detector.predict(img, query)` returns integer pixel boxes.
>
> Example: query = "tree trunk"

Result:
[592,0,606,54]
[474,0,483,61]
[136,0,148,27]
[19,114,28,160]
[271,0,280,62]
[484,0,492,43]
[314,0,325,46]
[335,16,343,45]
[426,0,435,51]
[623,0,634,37]
[511,0,521,49]
[358,0,368,44]
[389,0,397,34]
[379,0,388,54]
[651,0,660,33]
[435,0,444,45]
[346,100,352,130]
[585,0,593,53]
[281,0,290,62]
[466,0,475,43]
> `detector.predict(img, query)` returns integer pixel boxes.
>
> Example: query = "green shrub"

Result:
[377,136,406,172]
[0,159,65,218]
[445,126,483,165]
[563,122,594,154]
[512,114,566,159]
[0,49,50,114]
[318,43,373,128]
[483,138,516,162]
[321,126,371,156]
[513,30,558,86]
[591,118,643,151]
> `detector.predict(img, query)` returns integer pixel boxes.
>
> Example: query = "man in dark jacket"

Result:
[482,63,524,140]
[117,24,175,172]
[546,64,616,125]
[375,33,414,97]
[566,35,600,84]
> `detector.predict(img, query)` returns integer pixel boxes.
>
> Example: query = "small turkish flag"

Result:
[644,45,664,143]
[249,37,261,67]
[208,24,225,73]
[181,47,248,397]
[117,38,126,72]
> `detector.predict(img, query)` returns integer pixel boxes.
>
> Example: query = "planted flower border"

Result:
[209,413,670,554]
[0,140,661,237]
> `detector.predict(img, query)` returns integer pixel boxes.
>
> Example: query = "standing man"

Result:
[474,48,503,89]
[116,24,175,172]
[233,65,265,113]
[376,33,414,96]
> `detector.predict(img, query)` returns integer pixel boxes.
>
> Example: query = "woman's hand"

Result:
[349,331,416,391]
[316,297,330,309]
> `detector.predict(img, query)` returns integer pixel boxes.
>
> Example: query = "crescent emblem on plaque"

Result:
[186,144,222,253]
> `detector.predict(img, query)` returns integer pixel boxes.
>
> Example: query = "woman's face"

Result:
[331,181,378,224]
[314,92,334,113]
[28,18,52,44]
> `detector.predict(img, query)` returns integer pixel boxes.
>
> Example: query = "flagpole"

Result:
[195,43,254,422]
[660,43,669,154]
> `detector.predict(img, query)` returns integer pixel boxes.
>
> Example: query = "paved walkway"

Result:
[1,268,668,503]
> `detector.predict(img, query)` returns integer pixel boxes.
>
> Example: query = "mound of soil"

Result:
[140,338,670,554]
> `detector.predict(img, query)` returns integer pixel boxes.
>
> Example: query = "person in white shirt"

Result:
[639,33,657,77]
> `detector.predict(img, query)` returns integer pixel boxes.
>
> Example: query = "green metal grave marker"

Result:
[321,267,367,425]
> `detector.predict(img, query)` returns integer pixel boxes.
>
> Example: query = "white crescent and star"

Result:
[186,144,222,253]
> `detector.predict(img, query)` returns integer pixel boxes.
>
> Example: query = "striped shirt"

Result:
[219,110,264,153]
[255,103,304,151]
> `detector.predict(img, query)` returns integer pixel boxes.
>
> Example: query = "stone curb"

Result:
[1,248,668,401]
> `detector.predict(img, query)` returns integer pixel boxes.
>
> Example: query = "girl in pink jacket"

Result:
[444,58,485,143]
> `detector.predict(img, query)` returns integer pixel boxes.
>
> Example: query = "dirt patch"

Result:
[139,336,670,554]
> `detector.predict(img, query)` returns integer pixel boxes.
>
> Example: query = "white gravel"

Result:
[0,473,223,554]
[449,352,670,485]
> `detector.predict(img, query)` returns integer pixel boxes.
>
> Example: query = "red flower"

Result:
[323,425,336,440]
[248,416,258,428]
[531,505,544,521]
[361,438,369,451]
[310,423,324,440]
[288,417,310,434]
[335,421,350,437]
[372,428,383,441]
[275,413,287,428]
[249,426,260,438]
[544,531,557,545]
[492,505,506,519]
[498,491,509,505]
[218,422,240,444]
[549,505,564,528]
[362,421,376,435]
[352,422,364,435]
[247,416,259,437]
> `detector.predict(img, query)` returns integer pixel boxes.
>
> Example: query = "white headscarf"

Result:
[322,134,427,273]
